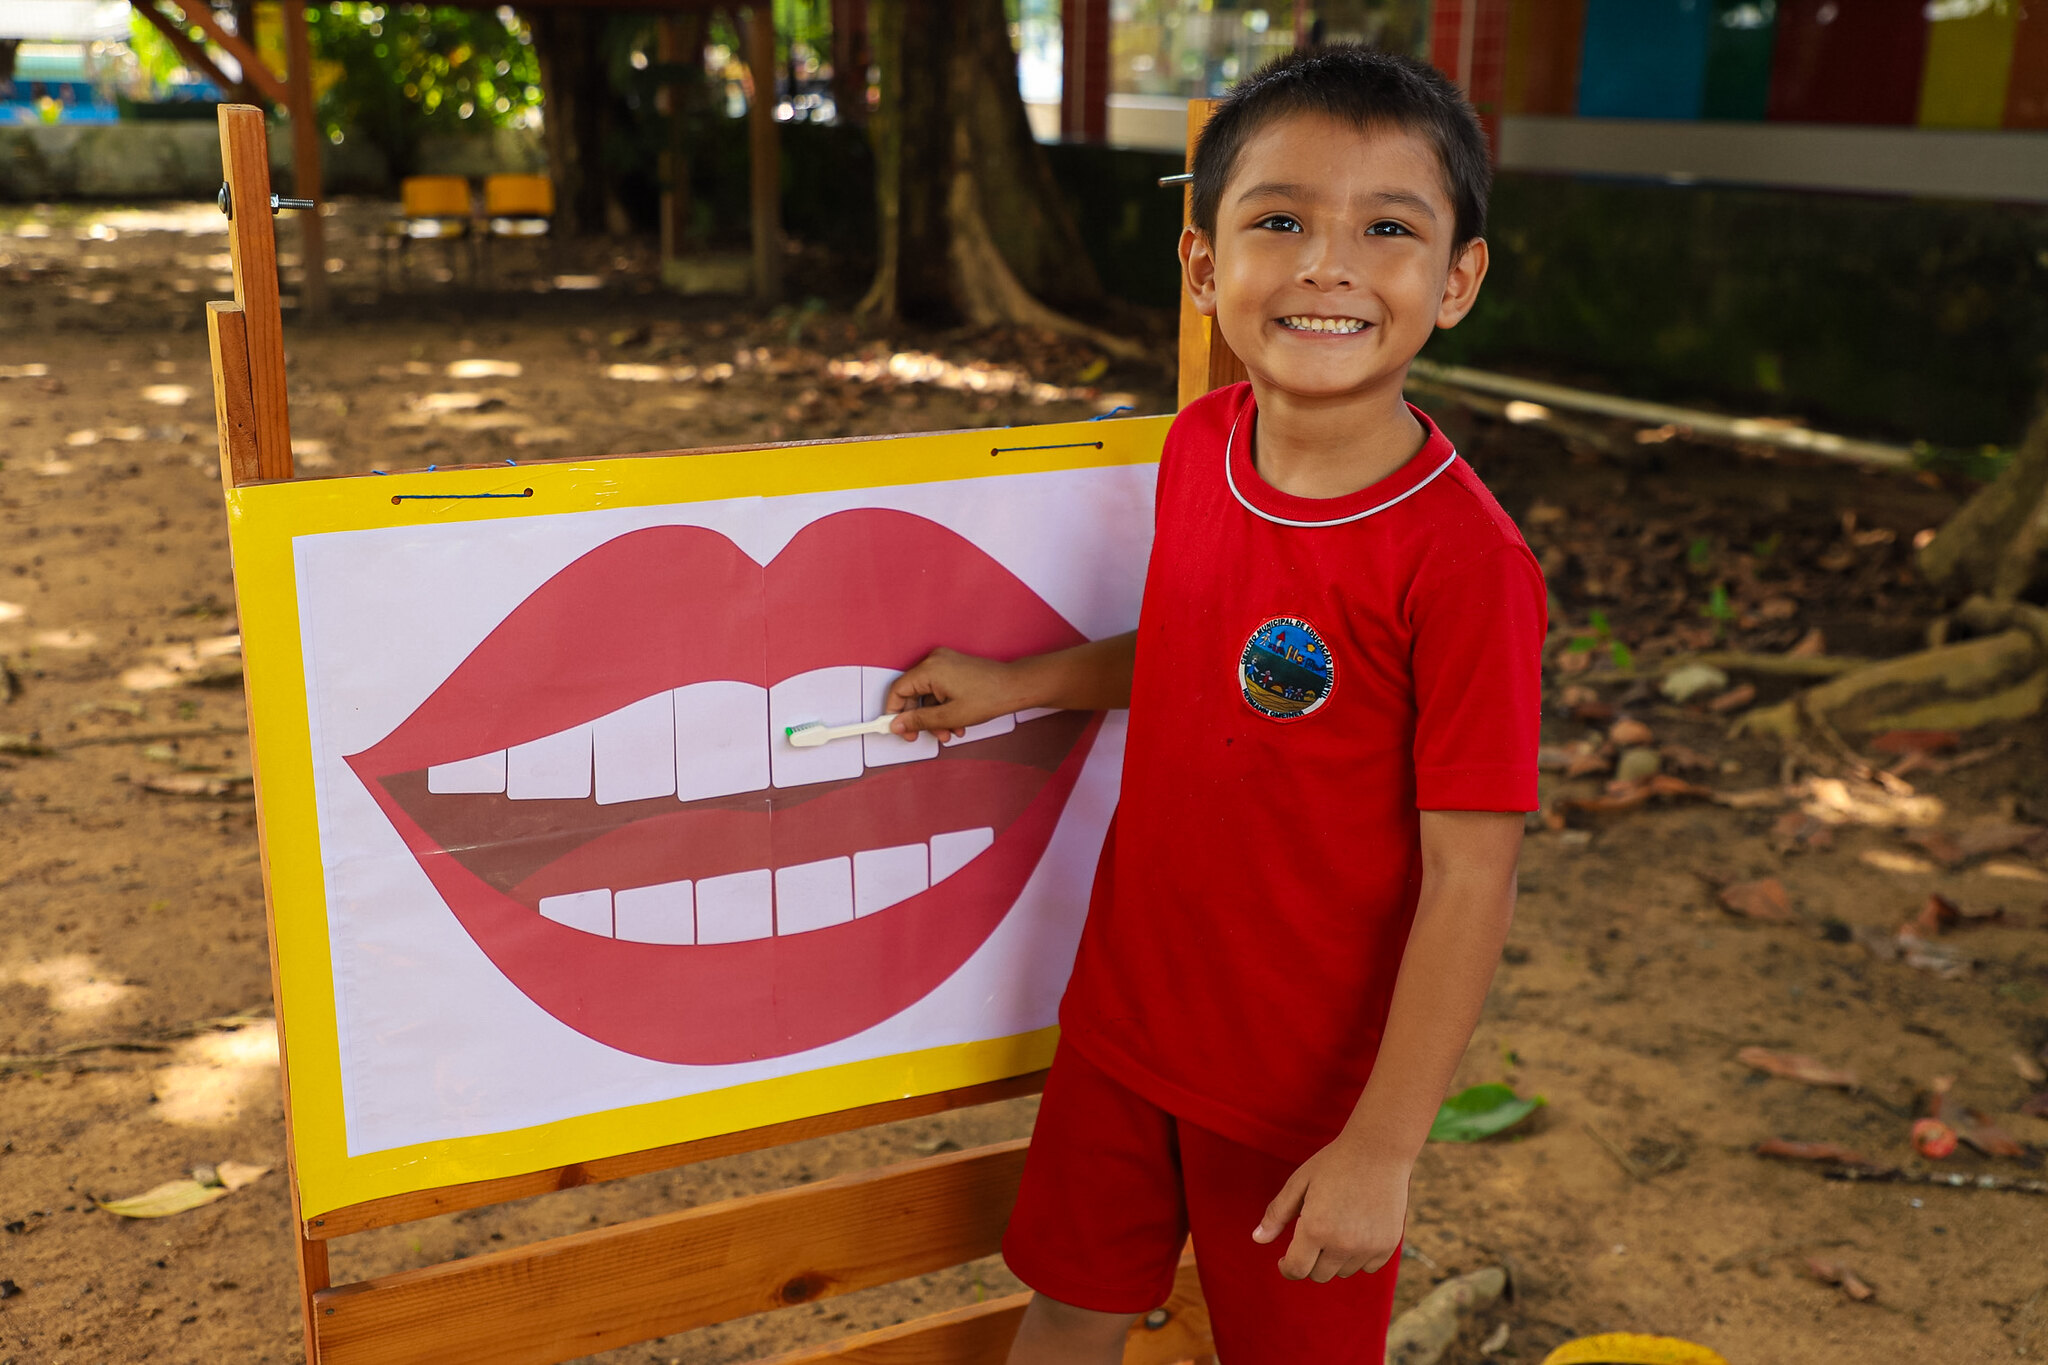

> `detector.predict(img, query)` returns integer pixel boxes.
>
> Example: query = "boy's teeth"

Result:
[1283,315,1365,333]
[532,826,997,944]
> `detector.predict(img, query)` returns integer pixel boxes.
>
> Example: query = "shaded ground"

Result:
[2,199,2046,1365]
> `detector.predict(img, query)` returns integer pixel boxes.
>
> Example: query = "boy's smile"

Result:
[1181,112,1486,497]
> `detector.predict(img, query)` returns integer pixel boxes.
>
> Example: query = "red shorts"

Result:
[1002,1042,1399,1364]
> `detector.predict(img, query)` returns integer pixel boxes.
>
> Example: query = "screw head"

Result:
[216,182,232,219]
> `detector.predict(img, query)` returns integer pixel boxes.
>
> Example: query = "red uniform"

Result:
[1004,383,1546,1361]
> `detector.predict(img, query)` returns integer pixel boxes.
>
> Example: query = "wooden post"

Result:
[282,0,327,318]
[217,104,295,480]
[1176,99,1246,411]
[746,2,785,302]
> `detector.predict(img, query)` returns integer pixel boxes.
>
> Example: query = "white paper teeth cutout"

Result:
[425,679,1067,802]
[532,827,995,942]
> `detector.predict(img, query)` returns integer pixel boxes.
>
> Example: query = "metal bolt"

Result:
[271,193,317,213]
[1157,172,1193,186]
[1142,1308,1172,1330]
[216,182,232,218]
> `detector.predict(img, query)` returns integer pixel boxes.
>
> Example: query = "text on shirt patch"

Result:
[1239,616,1335,721]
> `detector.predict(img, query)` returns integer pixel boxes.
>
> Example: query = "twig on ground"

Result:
[0,1007,270,1074]
[59,725,244,750]
[1820,1166,2048,1196]
[1582,1121,1647,1182]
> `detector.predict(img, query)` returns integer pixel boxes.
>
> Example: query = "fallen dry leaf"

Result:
[1707,681,1757,713]
[1802,777,1944,829]
[2020,1093,2048,1119]
[1608,717,1655,747]
[1771,812,1835,853]
[2014,1052,2048,1086]
[1738,1046,1856,1088]
[1720,877,1796,923]
[1957,1115,2027,1159]
[1953,815,2048,860]
[1868,729,1959,756]
[1901,893,1962,938]
[1787,627,1827,657]
[1755,1138,1876,1167]
[1659,743,1714,773]
[1858,848,1937,875]
[1804,1257,1875,1301]
[139,773,253,800]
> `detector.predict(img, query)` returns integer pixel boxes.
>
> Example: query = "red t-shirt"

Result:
[1058,382,1547,1162]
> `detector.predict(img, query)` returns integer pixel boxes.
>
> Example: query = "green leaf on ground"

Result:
[1429,1083,1545,1143]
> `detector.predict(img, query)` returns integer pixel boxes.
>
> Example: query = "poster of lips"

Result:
[228,417,1164,1215]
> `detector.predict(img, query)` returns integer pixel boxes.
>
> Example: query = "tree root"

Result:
[1735,598,2048,740]
[943,123,1147,362]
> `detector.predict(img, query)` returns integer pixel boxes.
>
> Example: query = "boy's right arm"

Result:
[883,632,1137,741]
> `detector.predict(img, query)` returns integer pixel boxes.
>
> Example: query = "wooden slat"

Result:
[1174,99,1249,412]
[160,0,288,105]
[312,1140,1031,1365]
[205,301,260,486]
[752,1253,1212,1365]
[307,1070,1045,1239]
[216,104,294,480]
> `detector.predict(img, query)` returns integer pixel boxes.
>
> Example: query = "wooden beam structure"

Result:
[217,103,294,479]
[156,0,287,105]
[132,0,243,104]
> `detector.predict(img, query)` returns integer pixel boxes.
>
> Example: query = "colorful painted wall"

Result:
[1496,0,2048,131]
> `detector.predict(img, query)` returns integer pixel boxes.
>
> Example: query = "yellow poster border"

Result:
[229,414,1168,1219]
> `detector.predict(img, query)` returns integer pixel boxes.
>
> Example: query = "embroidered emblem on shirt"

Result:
[1239,617,1335,720]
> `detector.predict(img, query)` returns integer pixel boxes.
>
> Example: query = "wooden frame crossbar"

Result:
[204,102,1231,1365]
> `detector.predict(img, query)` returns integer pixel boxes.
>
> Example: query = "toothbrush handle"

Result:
[829,716,897,740]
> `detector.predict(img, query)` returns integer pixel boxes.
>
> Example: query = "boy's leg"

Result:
[1001,1042,1190,1364]
[1178,1121,1401,1365]
[1005,1294,1136,1365]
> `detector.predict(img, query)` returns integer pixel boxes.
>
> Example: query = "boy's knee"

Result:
[1016,1292,1137,1349]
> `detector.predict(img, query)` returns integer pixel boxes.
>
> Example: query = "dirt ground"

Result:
[3,199,2046,1365]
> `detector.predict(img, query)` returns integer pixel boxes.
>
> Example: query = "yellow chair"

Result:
[479,173,555,281]
[382,175,474,285]
[1542,1334,1730,1365]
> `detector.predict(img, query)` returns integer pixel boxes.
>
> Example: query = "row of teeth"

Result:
[1280,316,1366,333]
[537,827,995,943]
[426,666,1059,803]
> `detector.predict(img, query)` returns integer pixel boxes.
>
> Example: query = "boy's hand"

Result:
[884,647,1022,742]
[1252,1137,1411,1282]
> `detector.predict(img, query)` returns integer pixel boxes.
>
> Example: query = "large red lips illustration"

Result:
[345,509,1101,1064]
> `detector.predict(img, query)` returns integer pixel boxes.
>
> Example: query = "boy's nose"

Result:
[1298,238,1356,290]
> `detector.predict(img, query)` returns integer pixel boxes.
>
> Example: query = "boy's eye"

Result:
[1255,214,1301,233]
[1365,220,1413,237]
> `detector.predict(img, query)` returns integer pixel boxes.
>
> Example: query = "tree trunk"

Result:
[859,0,1134,355]
[532,9,611,239]
[1919,392,2048,604]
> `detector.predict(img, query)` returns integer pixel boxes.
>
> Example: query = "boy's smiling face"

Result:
[1182,112,1486,406]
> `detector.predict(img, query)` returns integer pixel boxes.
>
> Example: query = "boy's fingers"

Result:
[1277,1225,1322,1281]
[1253,1173,1306,1244]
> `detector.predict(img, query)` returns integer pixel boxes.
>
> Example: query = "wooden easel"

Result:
[205,103,1229,1365]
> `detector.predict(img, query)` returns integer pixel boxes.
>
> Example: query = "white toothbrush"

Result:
[783,716,900,747]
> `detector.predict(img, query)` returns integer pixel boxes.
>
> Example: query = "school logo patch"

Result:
[1239,616,1335,720]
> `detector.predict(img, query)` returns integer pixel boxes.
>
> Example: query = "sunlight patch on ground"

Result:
[152,1020,280,1127]
[9,954,139,1014]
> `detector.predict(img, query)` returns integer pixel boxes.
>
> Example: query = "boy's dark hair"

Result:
[1190,45,1491,252]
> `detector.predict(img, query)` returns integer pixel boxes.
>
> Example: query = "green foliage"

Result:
[1564,607,1631,670]
[307,4,540,177]
[1429,1083,1544,1143]
[127,10,189,90]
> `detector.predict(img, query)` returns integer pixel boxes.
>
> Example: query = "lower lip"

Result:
[354,715,1103,1064]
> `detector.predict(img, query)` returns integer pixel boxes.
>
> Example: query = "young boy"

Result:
[885,46,1544,1364]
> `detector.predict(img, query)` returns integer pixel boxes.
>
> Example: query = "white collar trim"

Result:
[1222,399,1459,529]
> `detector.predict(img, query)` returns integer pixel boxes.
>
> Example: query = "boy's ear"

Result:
[1179,227,1218,318]
[1434,237,1489,330]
